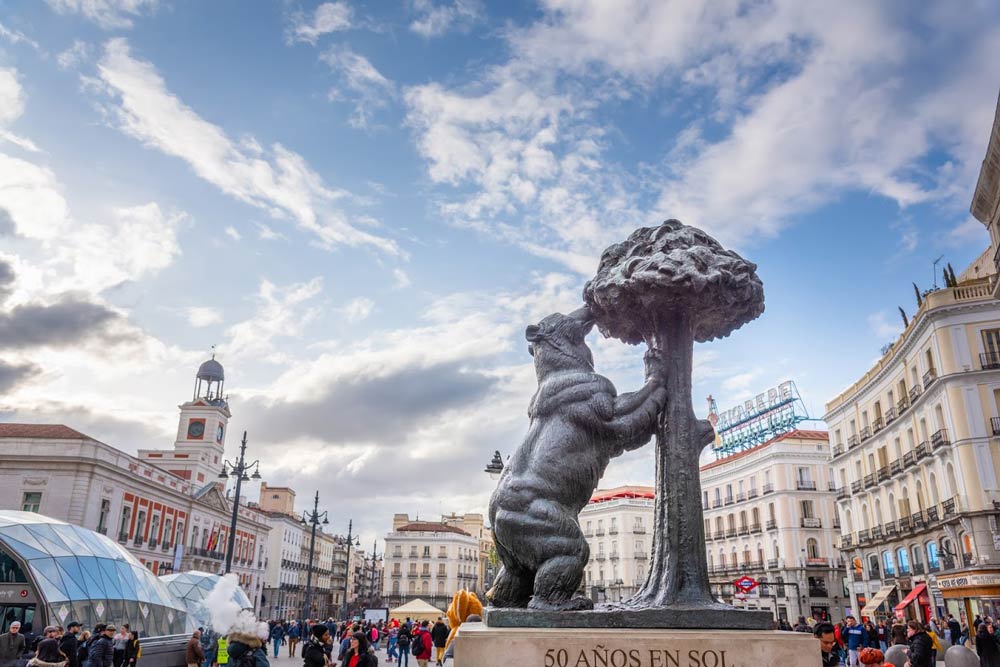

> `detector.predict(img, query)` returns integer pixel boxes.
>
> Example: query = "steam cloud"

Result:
[204,574,269,639]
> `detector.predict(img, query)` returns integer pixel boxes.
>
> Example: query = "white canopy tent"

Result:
[389,598,446,620]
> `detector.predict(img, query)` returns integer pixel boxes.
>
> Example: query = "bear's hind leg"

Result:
[486,565,533,608]
[528,550,593,612]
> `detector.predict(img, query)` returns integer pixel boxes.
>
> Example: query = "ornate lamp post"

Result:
[300,491,329,620]
[364,540,382,607]
[218,431,261,574]
[340,519,360,620]
[484,451,505,479]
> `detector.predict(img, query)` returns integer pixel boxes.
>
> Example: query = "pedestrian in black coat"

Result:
[906,622,934,667]
[60,624,81,667]
[302,625,329,667]
[978,623,1000,667]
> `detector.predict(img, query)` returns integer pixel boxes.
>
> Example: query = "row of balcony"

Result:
[837,431,949,499]
[391,570,478,579]
[707,557,838,576]
[840,498,959,549]
[851,552,975,581]
[832,375,956,459]
[704,481,831,512]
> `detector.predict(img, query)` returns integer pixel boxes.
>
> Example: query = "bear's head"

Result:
[525,306,596,375]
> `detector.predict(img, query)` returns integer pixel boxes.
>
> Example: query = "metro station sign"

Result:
[733,576,759,593]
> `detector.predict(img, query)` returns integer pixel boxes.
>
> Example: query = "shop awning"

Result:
[894,583,928,612]
[860,584,896,616]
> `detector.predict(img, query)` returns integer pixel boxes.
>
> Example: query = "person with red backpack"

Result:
[367,626,379,653]
[410,622,432,667]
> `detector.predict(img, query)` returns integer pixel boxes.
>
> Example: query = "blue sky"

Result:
[1,0,999,547]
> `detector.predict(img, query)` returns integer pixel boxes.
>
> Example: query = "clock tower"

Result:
[138,355,231,489]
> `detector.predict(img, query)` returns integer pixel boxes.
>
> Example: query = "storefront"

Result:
[937,569,1000,624]
[894,582,932,622]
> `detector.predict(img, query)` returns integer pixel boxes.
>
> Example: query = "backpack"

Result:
[411,632,424,656]
[396,630,410,648]
[234,649,257,667]
[370,627,378,643]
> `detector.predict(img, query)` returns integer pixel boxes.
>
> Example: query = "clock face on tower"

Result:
[187,419,206,439]
[216,424,224,443]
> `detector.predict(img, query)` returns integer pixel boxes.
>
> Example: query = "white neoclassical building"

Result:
[382,514,485,612]
[0,358,271,609]
[580,486,654,603]
[825,169,1000,624]
[700,430,844,622]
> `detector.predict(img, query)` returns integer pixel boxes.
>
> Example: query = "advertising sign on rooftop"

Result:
[710,380,810,458]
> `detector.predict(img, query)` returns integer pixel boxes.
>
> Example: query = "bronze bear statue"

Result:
[487,305,667,611]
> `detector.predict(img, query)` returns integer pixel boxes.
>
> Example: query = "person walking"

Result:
[814,623,839,667]
[122,631,140,667]
[977,621,1000,667]
[395,623,410,667]
[186,631,205,667]
[287,623,300,659]
[60,623,80,667]
[111,626,129,667]
[890,623,907,646]
[843,617,864,667]
[267,624,283,660]
[905,621,933,667]
[411,622,432,667]
[429,620,448,667]
[33,626,67,667]
[301,625,329,667]
[338,632,375,667]
[86,626,114,667]
[226,629,269,667]
[385,625,398,663]
[0,621,26,667]
[76,633,91,667]
[215,633,229,667]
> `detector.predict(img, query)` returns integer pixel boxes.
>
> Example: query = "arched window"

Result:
[752,507,760,524]
[927,542,939,570]
[861,504,871,530]
[727,514,735,530]
[806,538,819,559]
[911,545,924,571]
[946,464,958,498]
[888,493,898,521]
[874,498,883,525]
[896,547,910,574]
[963,534,974,560]
[772,541,780,560]
[868,554,879,577]
[882,551,895,576]
[919,417,928,442]
[934,405,945,432]
[739,511,748,529]
[743,546,752,565]
[757,543,764,563]
[768,503,776,521]
[715,517,724,533]
[915,481,925,512]
[392,580,400,594]
[422,580,429,594]
[707,553,714,569]
[928,473,940,506]
[437,581,445,595]
[408,580,416,593]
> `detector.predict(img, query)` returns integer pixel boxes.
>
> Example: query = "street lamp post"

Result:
[218,431,262,574]
[484,451,505,479]
[301,491,329,621]
[340,519,360,620]
[365,540,382,607]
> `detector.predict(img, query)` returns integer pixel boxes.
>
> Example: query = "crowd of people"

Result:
[802,612,1000,667]
[192,616,457,667]
[0,621,141,667]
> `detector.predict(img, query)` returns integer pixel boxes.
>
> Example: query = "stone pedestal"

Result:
[454,623,819,667]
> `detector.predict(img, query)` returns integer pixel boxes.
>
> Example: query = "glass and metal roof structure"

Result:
[0,511,189,636]
[160,571,251,629]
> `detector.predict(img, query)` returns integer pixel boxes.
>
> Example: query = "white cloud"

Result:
[224,225,242,241]
[255,222,286,241]
[46,0,158,29]
[392,268,411,289]
[187,307,222,328]
[340,297,374,323]
[289,2,352,45]
[94,38,403,257]
[405,1,1000,269]
[0,22,40,50]
[57,40,91,70]
[321,46,394,129]
[868,311,903,341]
[409,0,482,38]
[223,277,324,363]
[0,68,26,126]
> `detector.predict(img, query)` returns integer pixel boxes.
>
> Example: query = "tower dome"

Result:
[193,354,225,402]
[197,357,225,382]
